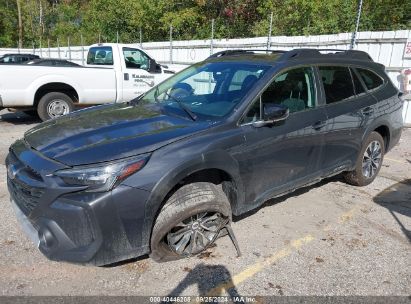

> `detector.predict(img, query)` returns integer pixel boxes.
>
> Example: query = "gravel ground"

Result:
[0,109,410,297]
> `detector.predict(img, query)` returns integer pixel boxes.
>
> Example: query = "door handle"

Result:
[361,107,374,116]
[312,120,326,130]
[124,73,129,81]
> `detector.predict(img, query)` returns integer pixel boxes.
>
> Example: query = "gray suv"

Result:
[6,49,403,265]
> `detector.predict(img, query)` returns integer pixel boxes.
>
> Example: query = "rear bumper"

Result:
[387,125,403,153]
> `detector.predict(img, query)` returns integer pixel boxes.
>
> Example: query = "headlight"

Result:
[54,154,150,192]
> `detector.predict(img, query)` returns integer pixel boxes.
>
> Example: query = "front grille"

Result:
[8,178,45,216]
[7,151,45,216]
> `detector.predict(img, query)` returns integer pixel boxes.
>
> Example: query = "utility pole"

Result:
[350,0,363,49]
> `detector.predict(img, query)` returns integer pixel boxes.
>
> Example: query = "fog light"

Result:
[38,229,55,248]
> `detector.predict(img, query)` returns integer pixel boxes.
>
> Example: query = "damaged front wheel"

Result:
[150,182,232,262]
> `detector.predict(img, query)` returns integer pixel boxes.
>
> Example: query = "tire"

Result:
[150,182,231,262]
[37,92,74,121]
[344,131,385,186]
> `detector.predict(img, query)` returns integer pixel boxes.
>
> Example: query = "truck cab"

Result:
[0,43,175,121]
[85,43,173,101]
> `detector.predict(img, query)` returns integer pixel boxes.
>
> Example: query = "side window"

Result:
[319,66,355,104]
[357,68,384,90]
[87,47,113,65]
[123,47,149,70]
[243,67,316,123]
[350,68,366,95]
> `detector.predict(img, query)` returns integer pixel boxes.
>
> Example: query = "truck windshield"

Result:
[138,61,270,120]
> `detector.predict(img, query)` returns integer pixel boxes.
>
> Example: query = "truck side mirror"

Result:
[149,58,159,73]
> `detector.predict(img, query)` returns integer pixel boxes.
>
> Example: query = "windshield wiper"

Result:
[164,91,197,121]
[129,94,144,105]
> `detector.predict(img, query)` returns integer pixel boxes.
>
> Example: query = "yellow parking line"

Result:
[206,206,360,296]
[206,235,314,296]
[385,157,407,164]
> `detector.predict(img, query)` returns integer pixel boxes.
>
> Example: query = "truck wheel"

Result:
[344,131,385,186]
[150,182,231,262]
[37,92,74,121]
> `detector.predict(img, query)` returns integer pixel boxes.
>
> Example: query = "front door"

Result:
[237,66,327,206]
[121,47,166,101]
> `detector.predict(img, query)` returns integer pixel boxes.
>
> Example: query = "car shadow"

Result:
[0,110,41,125]
[166,263,243,300]
[373,179,411,243]
[234,174,344,222]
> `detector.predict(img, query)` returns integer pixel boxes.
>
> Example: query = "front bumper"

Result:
[7,141,152,266]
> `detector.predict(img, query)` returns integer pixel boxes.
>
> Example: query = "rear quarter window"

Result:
[356,68,384,90]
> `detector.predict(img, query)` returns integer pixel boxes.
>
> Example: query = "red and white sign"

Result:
[404,40,411,58]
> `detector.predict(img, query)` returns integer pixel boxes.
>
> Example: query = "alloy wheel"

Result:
[362,140,382,178]
[166,212,225,256]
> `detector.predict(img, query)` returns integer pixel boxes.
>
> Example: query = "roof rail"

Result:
[278,48,373,61]
[208,48,373,61]
[208,49,286,58]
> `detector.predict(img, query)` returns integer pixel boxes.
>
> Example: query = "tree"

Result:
[0,0,410,48]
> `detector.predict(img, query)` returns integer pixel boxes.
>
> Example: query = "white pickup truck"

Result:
[0,43,176,120]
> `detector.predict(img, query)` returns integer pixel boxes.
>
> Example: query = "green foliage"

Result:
[0,0,409,48]
[0,0,17,47]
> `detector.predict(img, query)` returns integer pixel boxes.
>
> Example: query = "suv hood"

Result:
[24,103,214,166]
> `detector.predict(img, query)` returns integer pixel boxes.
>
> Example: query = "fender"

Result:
[140,149,245,247]
[28,74,82,103]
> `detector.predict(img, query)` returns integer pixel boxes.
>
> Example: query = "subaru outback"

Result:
[6,49,403,265]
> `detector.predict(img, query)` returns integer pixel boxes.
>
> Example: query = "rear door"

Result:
[318,65,376,173]
[237,66,328,205]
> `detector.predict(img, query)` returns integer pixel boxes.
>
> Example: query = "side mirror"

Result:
[148,58,161,73]
[253,103,289,128]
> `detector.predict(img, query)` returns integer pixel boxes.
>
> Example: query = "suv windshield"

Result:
[139,61,271,120]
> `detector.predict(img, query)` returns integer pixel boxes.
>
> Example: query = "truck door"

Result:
[121,47,168,101]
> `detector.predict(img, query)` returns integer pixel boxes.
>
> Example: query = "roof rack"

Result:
[208,48,373,62]
[208,49,286,58]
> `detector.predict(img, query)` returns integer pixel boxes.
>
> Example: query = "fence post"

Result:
[350,0,363,49]
[139,27,142,48]
[116,31,119,43]
[32,42,35,55]
[169,25,173,64]
[267,12,273,51]
[68,37,71,60]
[48,39,50,58]
[98,33,101,43]
[210,19,215,55]
[81,34,85,65]
[17,41,20,53]
[39,39,42,57]
[57,38,61,59]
